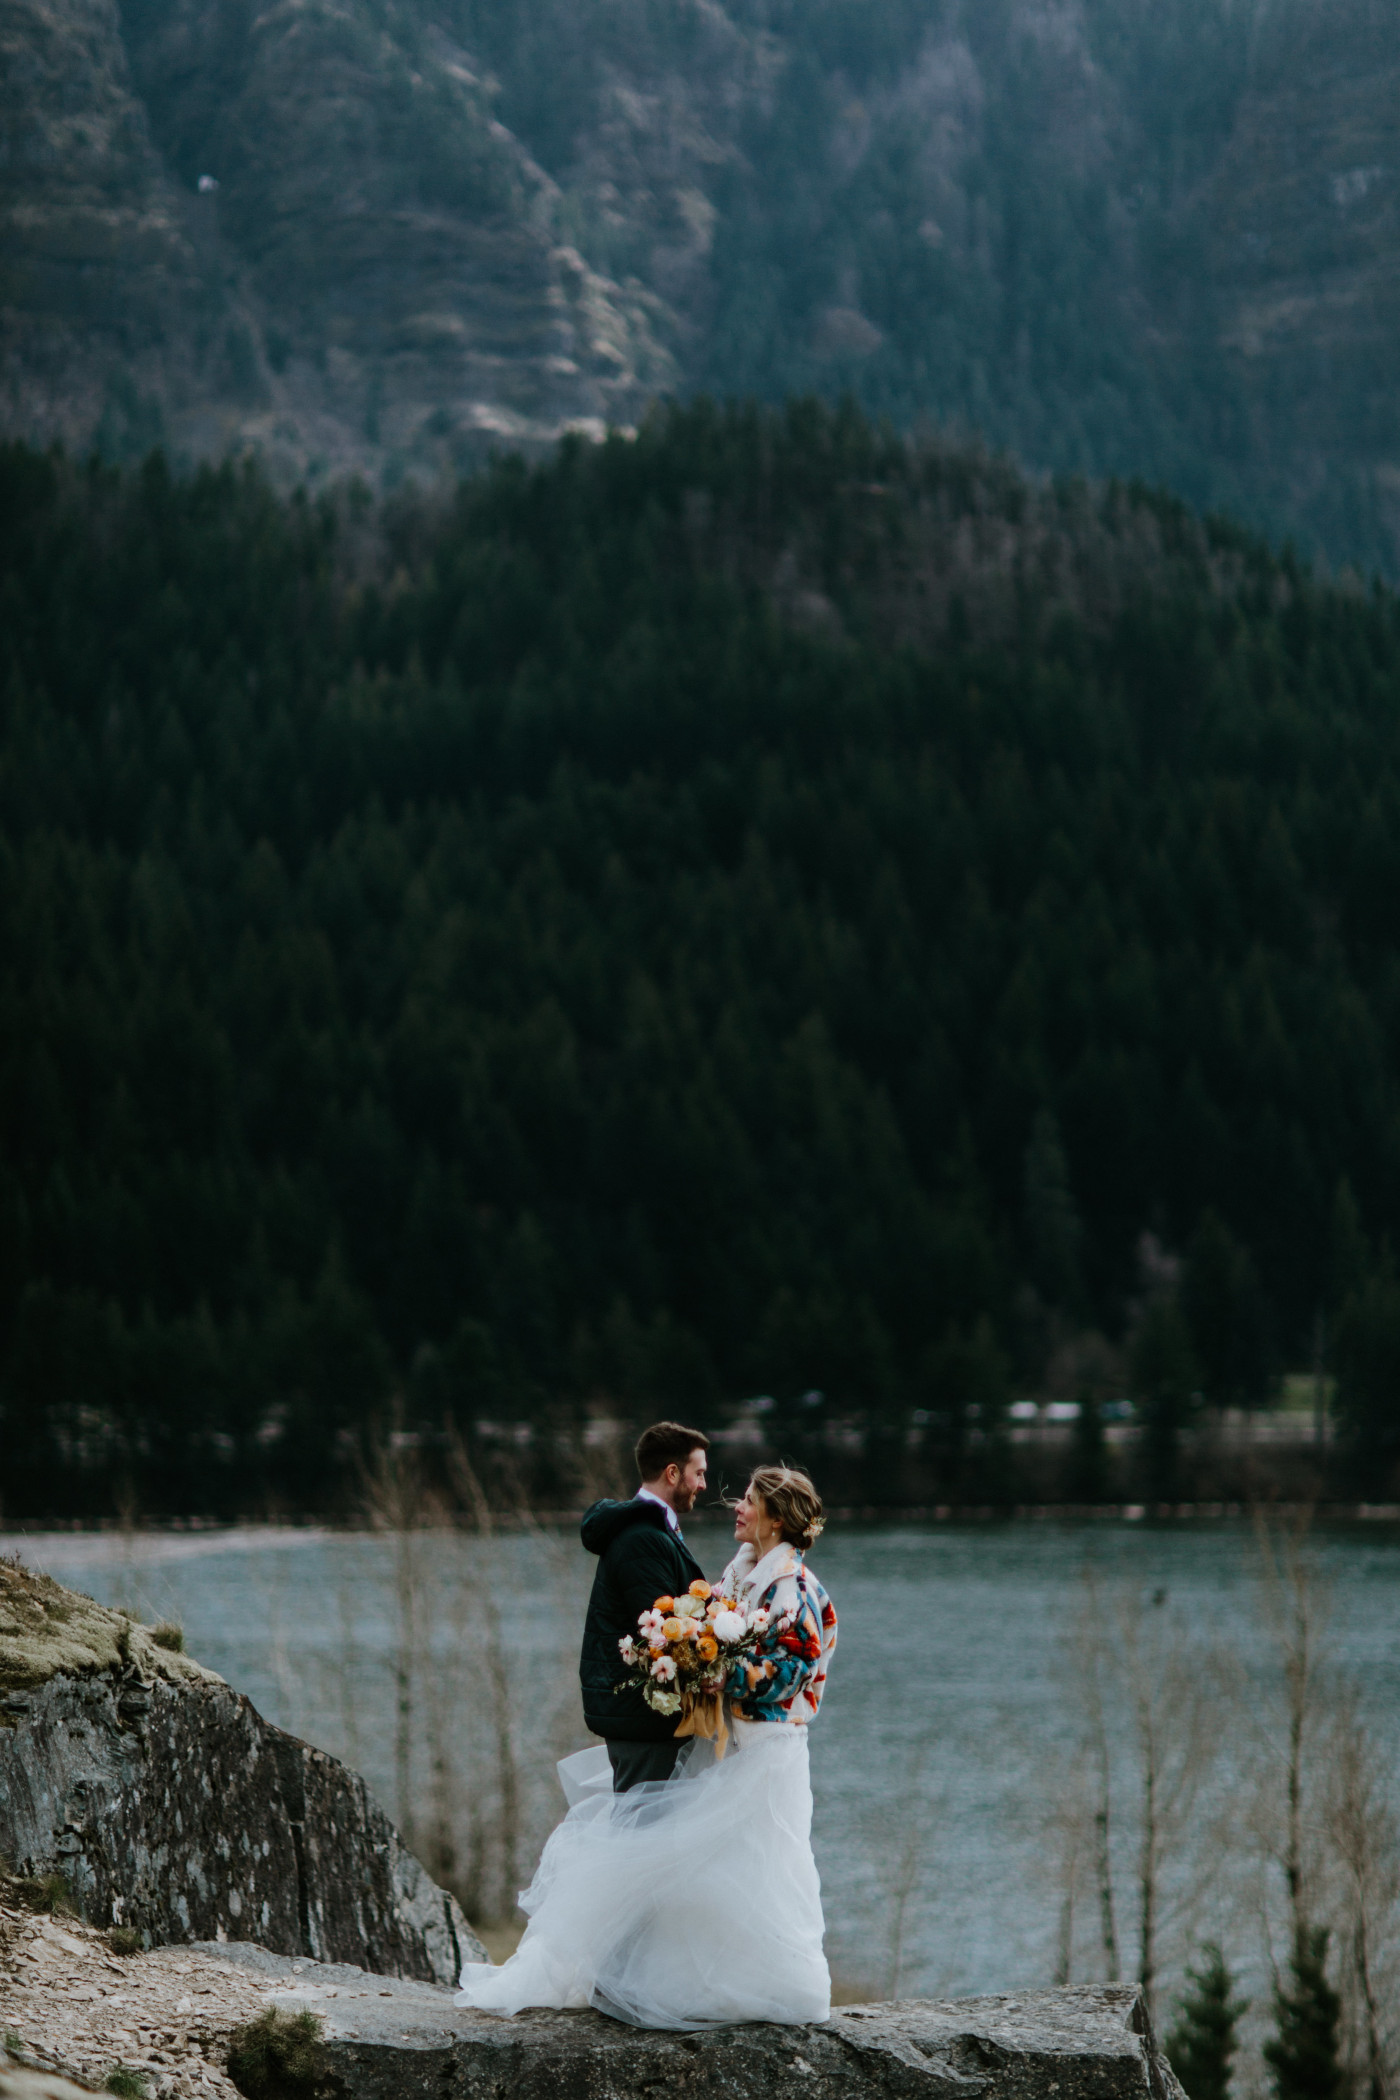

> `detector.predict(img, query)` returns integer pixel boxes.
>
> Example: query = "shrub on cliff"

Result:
[227,2008,326,2100]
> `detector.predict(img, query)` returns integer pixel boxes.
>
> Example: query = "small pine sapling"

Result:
[1167,1942,1247,2100]
[1264,1927,1347,2100]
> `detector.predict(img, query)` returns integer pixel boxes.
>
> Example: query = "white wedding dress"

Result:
[455,1720,830,2028]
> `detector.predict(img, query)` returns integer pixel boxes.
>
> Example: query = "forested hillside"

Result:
[4,0,1399,571]
[4,406,1400,1513]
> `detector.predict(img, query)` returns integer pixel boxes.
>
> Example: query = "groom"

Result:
[579,1420,710,1792]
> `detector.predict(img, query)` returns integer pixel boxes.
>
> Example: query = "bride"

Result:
[455,1464,838,2028]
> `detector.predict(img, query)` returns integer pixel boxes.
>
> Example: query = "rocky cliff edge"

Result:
[220,1946,1192,2100]
[0,1556,484,1984]
[3,1884,1187,2100]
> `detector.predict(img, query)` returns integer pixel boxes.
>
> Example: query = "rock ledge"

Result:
[209,1945,1184,2100]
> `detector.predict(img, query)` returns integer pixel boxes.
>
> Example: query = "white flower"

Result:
[618,1636,637,1661]
[712,1609,746,1644]
[674,1594,704,1619]
[650,1689,682,1715]
[638,1609,664,1636]
[750,1608,771,1632]
[650,1654,677,1681]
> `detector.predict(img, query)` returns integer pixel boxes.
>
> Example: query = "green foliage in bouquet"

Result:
[618,1583,772,1721]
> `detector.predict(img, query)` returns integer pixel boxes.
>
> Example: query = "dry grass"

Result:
[0,1561,220,1697]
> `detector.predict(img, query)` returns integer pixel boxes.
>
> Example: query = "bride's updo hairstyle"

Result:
[750,1465,825,1549]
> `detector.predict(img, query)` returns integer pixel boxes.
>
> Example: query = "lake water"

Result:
[8,1516,1399,2044]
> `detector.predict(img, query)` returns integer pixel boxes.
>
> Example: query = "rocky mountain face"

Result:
[0,0,673,482]
[2,0,1397,567]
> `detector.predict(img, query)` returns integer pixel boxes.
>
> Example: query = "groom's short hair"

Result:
[635,1420,710,1480]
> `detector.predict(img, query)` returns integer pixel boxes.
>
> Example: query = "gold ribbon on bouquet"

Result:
[674,1689,729,1759]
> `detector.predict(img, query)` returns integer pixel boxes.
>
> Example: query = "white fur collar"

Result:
[722,1539,798,1597]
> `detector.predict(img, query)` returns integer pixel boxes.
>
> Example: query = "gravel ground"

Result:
[0,1890,279,2098]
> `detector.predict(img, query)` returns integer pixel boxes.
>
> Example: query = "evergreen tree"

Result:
[1181,1212,1271,1411]
[1065,1389,1110,1504]
[922,1319,1013,1502]
[1334,1258,1400,1494]
[1263,1928,1346,2100]
[1329,1179,1371,1317]
[1023,1108,1084,1315]
[1167,1943,1247,2100]
[1131,1298,1199,1503]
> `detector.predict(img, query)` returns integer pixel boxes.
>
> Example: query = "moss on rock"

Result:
[0,1557,222,1697]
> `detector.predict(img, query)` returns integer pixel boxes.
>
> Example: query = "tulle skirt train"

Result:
[455,1719,829,2028]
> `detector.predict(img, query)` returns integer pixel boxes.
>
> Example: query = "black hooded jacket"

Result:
[579,1497,707,1741]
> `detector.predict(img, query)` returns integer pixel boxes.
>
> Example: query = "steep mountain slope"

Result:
[1,0,1397,566]
[0,0,673,479]
[462,0,1400,568]
[0,0,212,454]
[1196,0,1400,552]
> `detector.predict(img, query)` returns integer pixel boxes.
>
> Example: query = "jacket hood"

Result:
[580,1495,671,1556]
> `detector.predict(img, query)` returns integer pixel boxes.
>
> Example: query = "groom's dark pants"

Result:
[607,1739,681,1792]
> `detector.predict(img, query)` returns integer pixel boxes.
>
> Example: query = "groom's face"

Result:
[668,1449,708,1513]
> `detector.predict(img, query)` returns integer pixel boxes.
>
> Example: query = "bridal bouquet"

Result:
[616,1581,784,1751]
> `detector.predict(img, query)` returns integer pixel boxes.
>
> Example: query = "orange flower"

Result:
[661,1616,685,1640]
[654,1596,675,1614]
[688,1580,712,1600]
[696,1634,719,1661]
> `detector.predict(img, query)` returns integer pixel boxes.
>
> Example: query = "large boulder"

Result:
[212,1945,1187,2100]
[0,1556,484,1984]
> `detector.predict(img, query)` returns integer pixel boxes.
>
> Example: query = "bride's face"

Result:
[733,1484,772,1547]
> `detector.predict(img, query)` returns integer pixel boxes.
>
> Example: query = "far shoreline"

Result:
[4,1500,1399,1545]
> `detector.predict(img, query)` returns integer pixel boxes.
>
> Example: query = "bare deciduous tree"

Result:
[1048,1571,1224,2018]
[1249,1514,1334,1977]
[1322,1690,1400,2100]
[1053,1572,1122,1983]
[359,1413,426,1847]
[884,1727,944,2000]
[1119,1587,1222,2022]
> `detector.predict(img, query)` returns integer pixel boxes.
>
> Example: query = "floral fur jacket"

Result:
[716,1541,837,1725]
